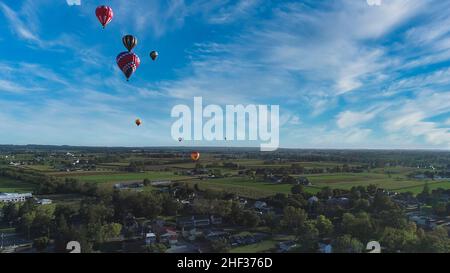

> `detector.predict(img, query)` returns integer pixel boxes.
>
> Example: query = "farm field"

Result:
[0,177,36,193]
[395,181,450,194]
[305,172,430,190]
[66,171,190,184]
[234,160,361,169]
[230,239,277,253]
[184,177,316,199]
[183,172,448,199]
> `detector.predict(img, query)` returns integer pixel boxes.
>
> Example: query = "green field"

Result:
[67,171,189,184]
[306,172,429,190]
[185,177,314,199]
[184,172,449,199]
[0,177,36,193]
[230,239,277,253]
[395,181,450,194]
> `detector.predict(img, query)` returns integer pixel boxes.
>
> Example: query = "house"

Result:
[210,215,223,225]
[277,241,297,253]
[144,233,157,245]
[270,176,283,183]
[254,201,267,210]
[308,196,319,205]
[160,227,178,245]
[0,192,32,203]
[318,243,333,253]
[327,197,350,207]
[177,215,211,229]
[37,198,52,205]
[296,177,312,186]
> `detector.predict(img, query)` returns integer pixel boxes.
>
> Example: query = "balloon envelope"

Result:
[117,51,140,80]
[135,119,142,126]
[191,151,200,161]
[150,51,158,61]
[122,35,137,52]
[95,6,113,28]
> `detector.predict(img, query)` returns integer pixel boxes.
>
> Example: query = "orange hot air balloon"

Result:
[191,151,200,161]
[135,118,142,126]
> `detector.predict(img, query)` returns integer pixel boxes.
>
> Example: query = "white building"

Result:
[0,192,33,203]
[37,198,52,205]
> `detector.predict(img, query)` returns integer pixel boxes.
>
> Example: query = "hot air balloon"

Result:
[122,35,137,52]
[191,151,200,161]
[95,6,114,29]
[178,137,183,142]
[150,51,158,61]
[135,118,142,126]
[116,51,140,81]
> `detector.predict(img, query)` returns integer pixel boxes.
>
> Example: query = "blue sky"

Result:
[0,0,450,149]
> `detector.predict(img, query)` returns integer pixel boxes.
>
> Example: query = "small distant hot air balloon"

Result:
[122,35,137,52]
[95,6,114,29]
[178,137,183,142]
[135,118,142,126]
[117,51,140,81]
[150,51,158,61]
[191,151,200,161]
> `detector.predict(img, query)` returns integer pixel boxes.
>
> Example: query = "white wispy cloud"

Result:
[0,2,42,45]
[66,0,81,6]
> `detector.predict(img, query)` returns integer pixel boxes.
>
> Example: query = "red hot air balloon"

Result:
[95,6,114,29]
[191,151,200,161]
[116,51,140,81]
[135,118,142,126]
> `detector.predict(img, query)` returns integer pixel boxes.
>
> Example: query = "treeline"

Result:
[0,167,97,195]
[1,185,187,252]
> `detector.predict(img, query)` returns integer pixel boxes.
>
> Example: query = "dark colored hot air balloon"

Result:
[178,137,183,142]
[116,51,140,81]
[135,118,142,126]
[191,151,200,161]
[122,35,137,52]
[150,51,158,61]
[95,6,114,29]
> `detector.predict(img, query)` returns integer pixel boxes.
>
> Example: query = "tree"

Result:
[414,226,450,253]
[161,194,181,216]
[242,210,260,228]
[262,212,278,234]
[101,223,122,241]
[372,192,396,213]
[19,211,36,239]
[318,187,333,199]
[297,220,319,252]
[353,198,370,212]
[144,243,167,253]
[33,236,49,252]
[377,209,408,229]
[341,212,373,242]
[381,226,417,253]
[281,206,307,233]
[210,238,230,253]
[432,202,448,217]
[333,234,364,253]
[143,178,151,186]
[1,203,18,224]
[417,182,431,203]
[367,184,378,195]
[291,184,304,195]
[315,215,334,237]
